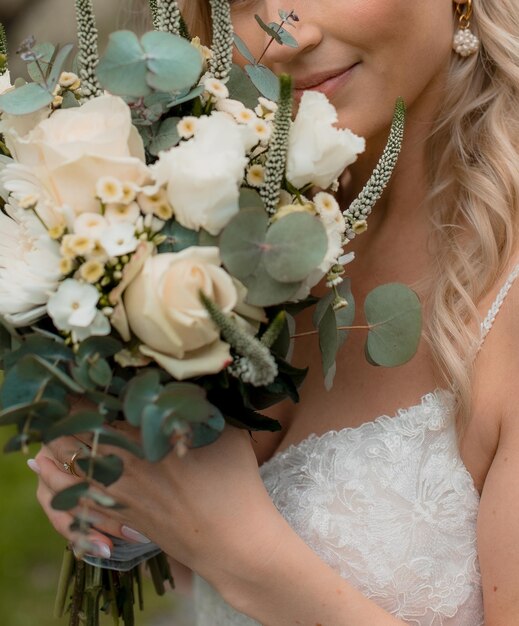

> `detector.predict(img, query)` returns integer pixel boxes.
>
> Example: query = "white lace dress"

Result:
[194,265,519,625]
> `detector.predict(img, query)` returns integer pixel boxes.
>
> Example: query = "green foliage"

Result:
[313,280,355,386]
[158,219,198,252]
[26,43,55,82]
[123,373,224,459]
[0,43,73,115]
[364,283,422,367]
[96,30,203,98]
[244,64,280,102]
[76,454,124,486]
[51,482,90,511]
[227,63,261,109]
[220,208,327,306]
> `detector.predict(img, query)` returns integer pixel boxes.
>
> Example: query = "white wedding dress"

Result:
[193,264,519,625]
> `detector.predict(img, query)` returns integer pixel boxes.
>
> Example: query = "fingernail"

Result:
[27,459,41,474]
[91,542,111,559]
[121,525,151,544]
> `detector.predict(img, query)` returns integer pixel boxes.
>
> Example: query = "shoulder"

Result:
[461,261,519,489]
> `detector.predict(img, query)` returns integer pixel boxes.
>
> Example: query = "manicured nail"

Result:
[91,542,111,559]
[27,459,41,474]
[121,525,151,544]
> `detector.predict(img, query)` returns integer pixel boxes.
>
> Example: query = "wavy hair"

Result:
[426,1,519,428]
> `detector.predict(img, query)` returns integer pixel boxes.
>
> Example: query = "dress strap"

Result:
[476,262,519,354]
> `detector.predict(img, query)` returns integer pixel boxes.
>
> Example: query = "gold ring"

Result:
[63,448,83,477]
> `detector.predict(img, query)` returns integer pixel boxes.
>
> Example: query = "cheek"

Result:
[231,11,265,65]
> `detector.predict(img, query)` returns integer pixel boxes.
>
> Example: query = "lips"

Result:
[294,63,358,98]
[293,64,358,90]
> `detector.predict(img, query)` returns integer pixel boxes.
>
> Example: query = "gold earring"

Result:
[453,0,480,57]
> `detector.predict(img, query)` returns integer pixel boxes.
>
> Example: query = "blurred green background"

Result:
[0,2,193,623]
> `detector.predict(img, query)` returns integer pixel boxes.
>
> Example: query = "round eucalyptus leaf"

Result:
[77,455,124,487]
[264,213,328,283]
[267,24,298,48]
[0,82,53,115]
[220,208,268,280]
[168,85,204,107]
[239,187,265,210]
[158,219,198,253]
[243,264,301,307]
[123,369,162,426]
[245,64,280,102]
[142,31,203,93]
[227,63,260,109]
[51,482,89,511]
[97,31,149,97]
[142,404,173,462]
[364,283,422,367]
[44,410,104,442]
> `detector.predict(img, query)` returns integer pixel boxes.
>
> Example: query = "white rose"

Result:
[1,95,150,228]
[286,91,366,189]
[0,70,12,95]
[151,112,248,236]
[0,200,61,326]
[124,246,237,380]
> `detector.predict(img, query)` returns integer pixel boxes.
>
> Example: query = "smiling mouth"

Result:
[293,63,359,97]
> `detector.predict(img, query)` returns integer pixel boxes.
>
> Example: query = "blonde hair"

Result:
[179,0,212,43]
[426,0,519,428]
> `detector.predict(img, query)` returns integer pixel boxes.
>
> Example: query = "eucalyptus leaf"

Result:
[98,429,143,458]
[141,404,173,462]
[77,455,124,487]
[317,304,338,376]
[264,213,328,283]
[97,31,150,97]
[364,283,422,367]
[44,411,104,442]
[227,64,260,109]
[190,410,225,448]
[158,220,198,253]
[88,358,112,388]
[198,229,219,247]
[254,15,283,43]
[220,208,268,280]
[77,336,123,363]
[61,90,80,109]
[243,264,301,307]
[19,355,84,393]
[233,34,256,65]
[3,433,31,453]
[0,400,60,427]
[142,30,203,93]
[148,117,180,156]
[0,82,53,115]
[123,370,162,426]
[47,43,74,90]
[267,24,298,47]
[239,188,265,210]
[168,84,204,107]
[51,482,89,511]
[245,64,280,102]
[27,43,55,82]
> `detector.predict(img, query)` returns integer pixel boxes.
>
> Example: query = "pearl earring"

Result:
[453,0,480,57]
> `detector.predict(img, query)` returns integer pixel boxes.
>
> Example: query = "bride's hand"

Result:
[29,423,284,586]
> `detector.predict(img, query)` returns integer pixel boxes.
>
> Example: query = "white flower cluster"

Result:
[0,81,364,379]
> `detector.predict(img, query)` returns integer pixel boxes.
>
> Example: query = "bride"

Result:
[30,0,519,623]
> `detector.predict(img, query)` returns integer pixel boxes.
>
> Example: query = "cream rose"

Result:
[124,246,237,380]
[286,91,366,189]
[1,95,149,228]
[151,112,248,236]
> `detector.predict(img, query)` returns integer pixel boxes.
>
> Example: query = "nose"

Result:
[259,4,323,67]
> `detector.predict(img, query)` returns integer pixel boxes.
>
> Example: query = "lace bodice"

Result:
[194,263,519,624]
[194,390,483,625]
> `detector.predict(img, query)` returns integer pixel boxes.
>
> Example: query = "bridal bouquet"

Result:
[0,1,420,624]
